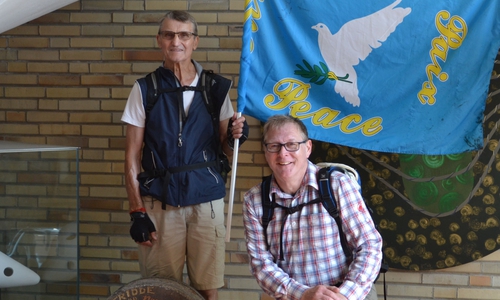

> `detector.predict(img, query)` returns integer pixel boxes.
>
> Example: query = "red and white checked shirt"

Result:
[243,161,383,300]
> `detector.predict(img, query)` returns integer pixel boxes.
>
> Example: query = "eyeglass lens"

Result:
[266,142,303,152]
[160,31,195,40]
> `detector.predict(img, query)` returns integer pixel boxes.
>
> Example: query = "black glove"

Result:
[227,119,249,150]
[129,212,156,243]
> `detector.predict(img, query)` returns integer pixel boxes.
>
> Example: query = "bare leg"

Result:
[197,289,218,300]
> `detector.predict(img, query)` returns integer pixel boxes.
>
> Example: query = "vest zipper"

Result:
[143,151,157,189]
[203,150,219,184]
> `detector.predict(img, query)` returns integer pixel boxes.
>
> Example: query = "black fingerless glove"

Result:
[227,119,249,150]
[129,212,156,243]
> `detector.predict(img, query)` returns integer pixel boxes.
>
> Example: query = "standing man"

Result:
[243,115,382,300]
[122,11,247,300]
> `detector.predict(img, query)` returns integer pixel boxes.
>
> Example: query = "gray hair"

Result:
[158,11,198,35]
[262,115,309,143]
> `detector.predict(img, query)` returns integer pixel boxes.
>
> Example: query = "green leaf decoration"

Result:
[294,59,352,85]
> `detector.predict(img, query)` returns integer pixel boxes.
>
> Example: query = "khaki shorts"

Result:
[138,196,226,291]
[365,285,378,300]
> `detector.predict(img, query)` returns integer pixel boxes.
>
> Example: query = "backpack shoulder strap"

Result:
[144,69,160,124]
[199,70,217,122]
[201,70,231,109]
[144,69,197,122]
[260,174,274,250]
[319,163,389,276]
[199,70,233,181]
[317,166,353,260]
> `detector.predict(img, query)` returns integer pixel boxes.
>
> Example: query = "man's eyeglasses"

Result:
[159,31,197,41]
[264,141,307,153]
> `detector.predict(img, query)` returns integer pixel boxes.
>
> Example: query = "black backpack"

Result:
[260,163,388,276]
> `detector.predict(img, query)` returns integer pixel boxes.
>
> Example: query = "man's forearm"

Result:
[125,165,143,211]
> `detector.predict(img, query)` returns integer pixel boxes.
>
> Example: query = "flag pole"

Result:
[225,112,242,242]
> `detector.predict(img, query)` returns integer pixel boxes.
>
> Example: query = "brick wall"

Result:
[1,1,500,299]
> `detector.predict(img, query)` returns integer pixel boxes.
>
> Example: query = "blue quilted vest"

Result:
[136,64,231,208]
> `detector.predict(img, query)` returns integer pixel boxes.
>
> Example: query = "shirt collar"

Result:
[269,160,320,199]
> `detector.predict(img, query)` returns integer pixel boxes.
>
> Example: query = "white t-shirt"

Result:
[121,74,234,128]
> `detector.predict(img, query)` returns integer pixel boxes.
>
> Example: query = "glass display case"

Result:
[0,141,79,299]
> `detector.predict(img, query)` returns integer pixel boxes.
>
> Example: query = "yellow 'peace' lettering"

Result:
[264,78,383,136]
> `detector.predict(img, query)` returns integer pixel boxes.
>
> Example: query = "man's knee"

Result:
[197,288,218,300]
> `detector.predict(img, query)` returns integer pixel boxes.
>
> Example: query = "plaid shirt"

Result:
[243,161,382,300]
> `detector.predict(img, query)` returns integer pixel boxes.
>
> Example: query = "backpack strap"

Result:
[260,165,356,261]
[260,174,322,261]
[318,167,353,260]
[144,70,158,125]
[319,164,389,278]
[261,174,274,250]
[199,70,232,182]
[199,71,219,160]
[144,69,180,124]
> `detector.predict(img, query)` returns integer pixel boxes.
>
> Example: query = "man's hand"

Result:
[129,212,157,247]
[227,113,248,149]
[300,285,347,300]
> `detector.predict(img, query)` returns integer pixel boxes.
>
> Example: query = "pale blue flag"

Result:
[237,0,500,154]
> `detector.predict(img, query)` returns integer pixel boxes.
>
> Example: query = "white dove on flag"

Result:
[312,0,411,106]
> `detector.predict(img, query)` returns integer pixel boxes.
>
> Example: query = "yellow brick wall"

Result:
[1,1,499,299]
